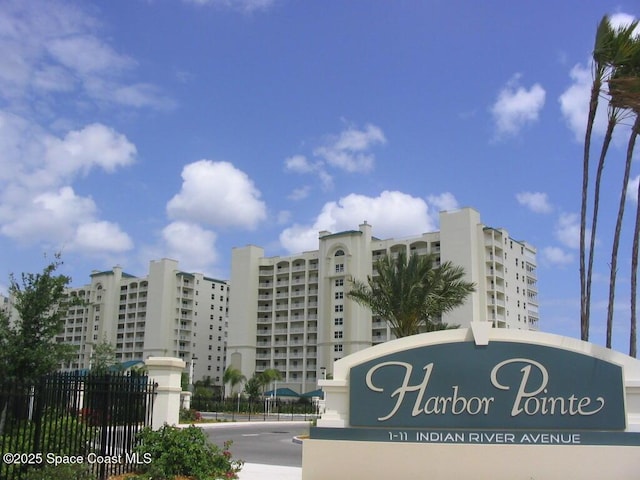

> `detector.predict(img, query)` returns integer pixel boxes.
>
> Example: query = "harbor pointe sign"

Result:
[303,327,640,480]
[349,341,625,430]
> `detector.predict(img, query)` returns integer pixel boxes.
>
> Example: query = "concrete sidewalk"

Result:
[238,463,302,480]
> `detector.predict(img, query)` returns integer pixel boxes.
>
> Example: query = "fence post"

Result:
[145,357,185,430]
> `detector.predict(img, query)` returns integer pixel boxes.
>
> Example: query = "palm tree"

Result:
[604,21,640,349]
[629,119,640,358]
[223,366,246,398]
[585,107,624,341]
[347,251,475,338]
[580,16,617,341]
[259,368,282,394]
[580,16,640,346]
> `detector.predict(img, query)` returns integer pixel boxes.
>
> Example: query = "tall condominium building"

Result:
[56,258,229,384]
[226,207,538,395]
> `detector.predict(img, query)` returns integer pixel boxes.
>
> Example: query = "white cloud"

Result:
[44,123,137,179]
[72,221,133,253]
[284,155,333,190]
[0,116,137,192]
[491,74,546,137]
[516,191,553,214]
[284,123,385,191]
[559,63,610,141]
[0,1,168,262]
[183,0,276,13]
[0,0,170,109]
[280,190,436,253]
[427,192,459,213]
[0,186,96,243]
[555,213,580,249]
[112,83,176,109]
[542,246,574,266]
[161,221,218,273]
[167,160,267,230]
[0,111,138,256]
[609,13,640,32]
[313,123,386,173]
[288,186,311,201]
[285,155,315,173]
[558,10,637,145]
[47,35,135,76]
[184,0,275,13]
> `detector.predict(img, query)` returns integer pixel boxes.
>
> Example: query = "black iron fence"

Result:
[0,371,156,480]
[188,397,321,422]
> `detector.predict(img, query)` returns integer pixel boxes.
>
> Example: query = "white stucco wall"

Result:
[304,326,640,479]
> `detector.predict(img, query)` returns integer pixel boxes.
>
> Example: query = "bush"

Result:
[22,463,94,480]
[133,424,243,480]
[179,408,202,423]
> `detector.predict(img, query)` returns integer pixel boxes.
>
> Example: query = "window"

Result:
[334,318,343,326]
[335,305,343,313]
[334,344,343,352]
[334,331,343,339]
[335,292,343,300]
[335,264,344,273]
[335,279,344,287]
[335,249,345,256]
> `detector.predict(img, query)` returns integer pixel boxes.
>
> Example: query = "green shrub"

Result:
[1,413,96,480]
[179,408,202,423]
[133,424,243,480]
[21,463,94,480]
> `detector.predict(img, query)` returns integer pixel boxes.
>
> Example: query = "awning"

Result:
[263,387,300,397]
[301,388,324,399]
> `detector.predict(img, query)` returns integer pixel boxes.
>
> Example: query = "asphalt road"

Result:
[203,422,309,468]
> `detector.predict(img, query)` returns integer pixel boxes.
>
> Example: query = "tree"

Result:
[580,16,619,341]
[222,366,246,397]
[243,374,262,402]
[608,31,640,355]
[0,255,76,382]
[579,15,640,351]
[195,375,222,401]
[258,368,282,393]
[90,337,119,374]
[347,251,475,338]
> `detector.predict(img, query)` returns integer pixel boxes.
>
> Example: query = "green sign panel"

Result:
[349,341,625,430]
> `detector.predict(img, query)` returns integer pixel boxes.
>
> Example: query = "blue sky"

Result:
[1,0,639,352]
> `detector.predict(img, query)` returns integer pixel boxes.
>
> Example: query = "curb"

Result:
[179,420,311,429]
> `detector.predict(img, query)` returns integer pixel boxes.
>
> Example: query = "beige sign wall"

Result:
[302,325,640,480]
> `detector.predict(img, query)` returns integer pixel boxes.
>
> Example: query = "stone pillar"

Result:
[181,391,192,410]
[145,357,186,429]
